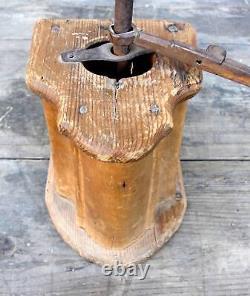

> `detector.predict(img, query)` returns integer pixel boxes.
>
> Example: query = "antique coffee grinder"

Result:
[26,0,250,265]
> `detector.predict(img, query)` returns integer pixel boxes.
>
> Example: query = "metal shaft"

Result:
[113,0,134,55]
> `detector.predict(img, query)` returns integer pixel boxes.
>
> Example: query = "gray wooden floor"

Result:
[0,0,250,295]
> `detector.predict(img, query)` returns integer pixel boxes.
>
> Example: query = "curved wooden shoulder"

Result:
[26,19,202,162]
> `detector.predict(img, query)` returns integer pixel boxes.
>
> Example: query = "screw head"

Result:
[51,24,60,33]
[79,105,88,115]
[176,191,182,200]
[150,103,160,115]
[68,53,75,59]
[166,24,178,33]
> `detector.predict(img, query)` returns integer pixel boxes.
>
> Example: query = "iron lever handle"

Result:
[134,31,250,87]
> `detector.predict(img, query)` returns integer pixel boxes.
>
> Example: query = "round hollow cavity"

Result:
[82,40,155,80]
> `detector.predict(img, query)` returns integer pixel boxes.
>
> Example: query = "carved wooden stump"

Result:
[26,19,202,265]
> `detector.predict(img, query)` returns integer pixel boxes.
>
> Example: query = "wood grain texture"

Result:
[0,0,250,294]
[42,98,189,263]
[26,19,201,263]
[26,18,201,162]
[45,158,187,265]
[0,160,250,295]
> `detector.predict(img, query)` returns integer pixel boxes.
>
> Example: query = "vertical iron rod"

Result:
[113,0,134,55]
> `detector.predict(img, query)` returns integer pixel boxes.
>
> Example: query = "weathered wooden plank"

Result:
[0,39,49,158]
[0,160,249,295]
[0,0,248,10]
[1,0,248,11]
[0,1,249,45]
[0,79,49,159]
[182,72,250,160]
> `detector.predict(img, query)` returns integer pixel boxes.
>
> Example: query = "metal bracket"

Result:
[109,24,141,47]
[61,42,153,63]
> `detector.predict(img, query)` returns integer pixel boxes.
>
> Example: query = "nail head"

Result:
[150,103,160,115]
[79,105,88,115]
[51,24,60,33]
[176,192,182,200]
[167,24,179,33]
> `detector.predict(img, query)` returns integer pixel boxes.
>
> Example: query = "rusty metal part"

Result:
[109,23,139,51]
[60,14,250,87]
[107,24,250,86]
[166,24,179,33]
[61,42,152,63]
[134,31,250,87]
[113,0,134,77]
[113,0,134,55]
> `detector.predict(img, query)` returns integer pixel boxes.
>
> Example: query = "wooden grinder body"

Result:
[26,19,202,265]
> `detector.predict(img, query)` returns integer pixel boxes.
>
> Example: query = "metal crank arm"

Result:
[134,32,250,87]
[61,43,152,63]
